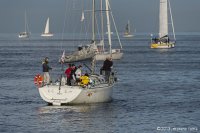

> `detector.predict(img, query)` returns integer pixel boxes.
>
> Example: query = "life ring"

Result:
[34,74,43,87]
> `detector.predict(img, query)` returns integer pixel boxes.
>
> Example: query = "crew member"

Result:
[101,57,113,82]
[42,57,52,85]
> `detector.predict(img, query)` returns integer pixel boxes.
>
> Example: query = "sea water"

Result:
[0,34,199,133]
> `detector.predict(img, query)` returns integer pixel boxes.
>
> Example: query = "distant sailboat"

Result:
[41,17,54,37]
[60,4,97,63]
[95,0,123,60]
[18,11,30,38]
[151,0,176,49]
[123,20,134,38]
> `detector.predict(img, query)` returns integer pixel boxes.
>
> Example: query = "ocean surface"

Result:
[0,34,200,133]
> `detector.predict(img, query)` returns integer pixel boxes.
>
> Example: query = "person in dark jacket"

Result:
[101,57,113,82]
[42,57,52,84]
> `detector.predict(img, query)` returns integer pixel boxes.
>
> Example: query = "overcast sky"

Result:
[0,0,200,34]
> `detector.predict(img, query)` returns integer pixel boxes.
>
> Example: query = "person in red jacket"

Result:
[65,64,72,86]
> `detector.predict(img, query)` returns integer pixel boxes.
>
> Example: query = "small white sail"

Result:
[41,17,53,37]
[60,50,65,63]
[44,17,50,34]
[81,12,85,22]
[123,20,134,38]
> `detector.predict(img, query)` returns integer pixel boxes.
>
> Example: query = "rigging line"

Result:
[81,0,89,44]
[107,0,123,49]
[84,14,88,42]
[79,0,84,44]
[71,0,76,48]
[82,1,93,42]
[95,13,101,42]
[82,1,87,43]
[60,0,70,51]
[71,0,80,50]
[59,0,68,74]
[80,0,87,45]
[168,0,176,41]
[100,0,105,51]
[85,10,92,42]
[94,0,102,42]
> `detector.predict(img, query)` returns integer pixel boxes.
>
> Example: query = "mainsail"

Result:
[159,0,168,38]
[44,18,50,34]
[41,17,53,37]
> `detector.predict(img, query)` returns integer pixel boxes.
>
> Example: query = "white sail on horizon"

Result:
[44,17,50,34]
[81,12,85,22]
[18,11,30,38]
[41,17,53,37]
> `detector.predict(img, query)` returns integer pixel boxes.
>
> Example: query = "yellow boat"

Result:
[151,42,175,49]
[151,0,176,49]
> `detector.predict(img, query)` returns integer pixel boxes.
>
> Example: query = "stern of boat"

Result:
[38,85,83,105]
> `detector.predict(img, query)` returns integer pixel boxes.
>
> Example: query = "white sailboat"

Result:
[18,11,30,38]
[95,0,123,60]
[61,6,97,63]
[36,74,116,105]
[35,0,117,106]
[151,0,176,49]
[41,17,54,37]
[123,20,134,38]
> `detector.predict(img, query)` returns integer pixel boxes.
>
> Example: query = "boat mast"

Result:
[101,0,105,52]
[25,11,27,33]
[92,0,96,44]
[108,2,123,49]
[105,0,112,57]
[168,0,176,41]
[91,0,96,74]
[128,20,130,33]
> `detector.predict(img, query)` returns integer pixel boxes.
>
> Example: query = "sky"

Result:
[0,0,200,34]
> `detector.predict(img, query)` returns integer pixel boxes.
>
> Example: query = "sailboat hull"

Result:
[38,79,114,106]
[70,84,113,104]
[64,52,95,63]
[41,33,54,37]
[62,43,98,63]
[151,42,175,49]
[37,73,116,105]
[18,33,29,38]
[95,52,123,60]
[95,49,123,60]
[123,34,134,38]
